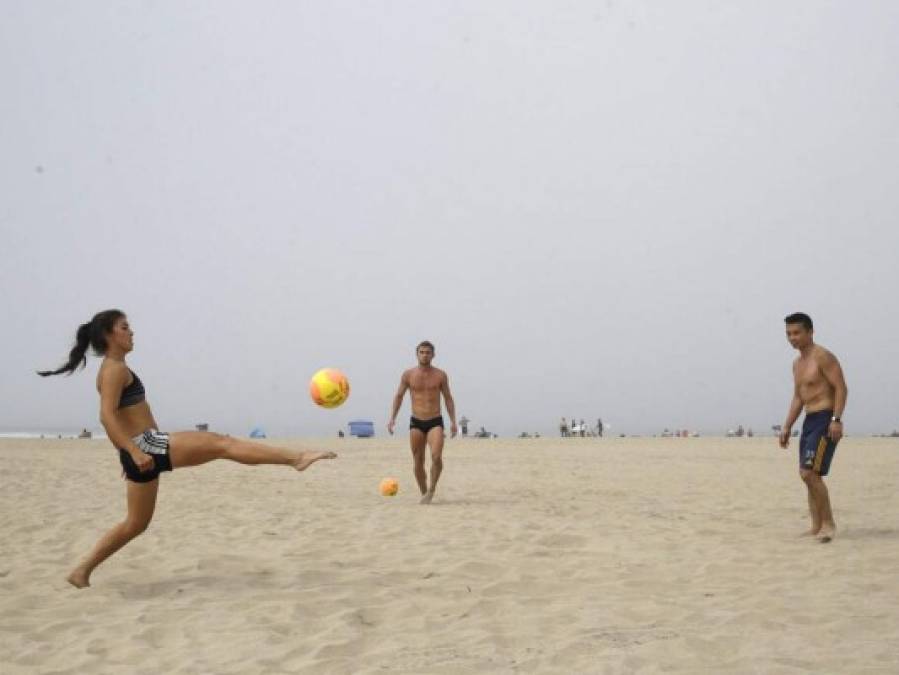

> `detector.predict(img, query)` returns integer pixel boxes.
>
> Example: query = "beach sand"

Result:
[2,436,898,674]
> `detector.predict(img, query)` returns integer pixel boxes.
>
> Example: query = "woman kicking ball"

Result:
[39,309,336,588]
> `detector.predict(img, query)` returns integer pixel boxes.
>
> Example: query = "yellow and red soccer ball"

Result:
[379,477,399,496]
[309,368,350,409]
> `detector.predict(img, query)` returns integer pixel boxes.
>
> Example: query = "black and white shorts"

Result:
[118,429,173,482]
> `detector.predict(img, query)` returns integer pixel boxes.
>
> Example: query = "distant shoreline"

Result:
[0,431,108,440]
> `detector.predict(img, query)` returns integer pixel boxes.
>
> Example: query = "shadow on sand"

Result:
[114,571,282,599]
[426,497,517,507]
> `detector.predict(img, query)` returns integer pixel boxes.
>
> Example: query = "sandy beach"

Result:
[2,435,898,674]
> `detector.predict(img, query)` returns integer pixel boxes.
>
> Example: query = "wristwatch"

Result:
[831,416,842,423]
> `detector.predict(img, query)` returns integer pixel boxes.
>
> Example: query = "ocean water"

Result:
[0,430,108,440]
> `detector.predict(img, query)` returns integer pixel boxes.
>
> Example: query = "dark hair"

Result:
[416,340,435,353]
[37,309,126,377]
[784,312,813,331]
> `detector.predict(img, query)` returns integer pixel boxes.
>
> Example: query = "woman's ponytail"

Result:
[37,309,125,377]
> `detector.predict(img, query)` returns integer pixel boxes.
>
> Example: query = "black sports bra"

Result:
[119,369,146,408]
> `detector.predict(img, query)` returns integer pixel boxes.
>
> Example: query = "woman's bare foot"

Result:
[420,491,434,505]
[800,528,821,537]
[293,451,337,472]
[66,567,91,589]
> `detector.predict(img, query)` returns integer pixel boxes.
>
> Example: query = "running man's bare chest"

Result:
[408,372,443,394]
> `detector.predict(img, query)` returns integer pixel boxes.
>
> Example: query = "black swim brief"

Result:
[799,410,839,476]
[410,416,444,434]
[118,429,173,483]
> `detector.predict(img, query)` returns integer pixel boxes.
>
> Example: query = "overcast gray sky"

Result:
[3,1,898,437]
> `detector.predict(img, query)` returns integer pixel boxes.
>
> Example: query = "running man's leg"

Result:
[421,426,445,504]
[168,432,336,471]
[409,429,428,496]
[67,479,159,588]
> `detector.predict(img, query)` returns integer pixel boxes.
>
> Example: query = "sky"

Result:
[2,1,898,437]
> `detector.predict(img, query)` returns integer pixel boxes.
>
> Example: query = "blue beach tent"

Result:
[249,427,267,439]
[348,420,375,438]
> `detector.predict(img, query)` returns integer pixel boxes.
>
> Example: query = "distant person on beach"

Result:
[39,310,336,588]
[459,416,469,437]
[778,312,848,542]
[597,418,604,437]
[387,341,457,504]
[560,417,568,437]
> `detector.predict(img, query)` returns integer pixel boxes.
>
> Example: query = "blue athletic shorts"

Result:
[799,411,838,476]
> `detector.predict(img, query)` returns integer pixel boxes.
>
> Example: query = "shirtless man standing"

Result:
[779,313,848,542]
[387,341,458,504]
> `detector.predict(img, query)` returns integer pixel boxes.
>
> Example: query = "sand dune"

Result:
[2,436,898,673]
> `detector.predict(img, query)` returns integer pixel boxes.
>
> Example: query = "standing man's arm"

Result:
[387,373,409,435]
[821,352,848,442]
[780,365,803,448]
[441,374,458,438]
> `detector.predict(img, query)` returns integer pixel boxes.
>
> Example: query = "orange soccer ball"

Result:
[309,368,350,408]
[379,477,399,497]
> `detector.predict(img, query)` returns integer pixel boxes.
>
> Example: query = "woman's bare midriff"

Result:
[113,401,157,437]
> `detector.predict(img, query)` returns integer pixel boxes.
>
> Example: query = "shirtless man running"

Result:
[778,313,848,542]
[387,341,458,504]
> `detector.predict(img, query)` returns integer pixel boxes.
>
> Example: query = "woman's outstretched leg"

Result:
[67,479,159,588]
[168,432,336,471]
